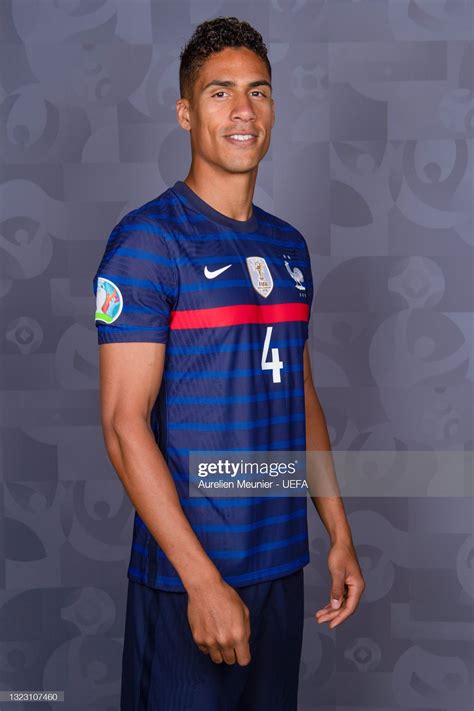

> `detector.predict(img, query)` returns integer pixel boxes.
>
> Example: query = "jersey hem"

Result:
[127,552,311,593]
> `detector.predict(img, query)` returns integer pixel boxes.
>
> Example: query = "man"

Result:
[93,16,365,711]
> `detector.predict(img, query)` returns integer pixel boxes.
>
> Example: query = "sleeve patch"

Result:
[95,276,123,324]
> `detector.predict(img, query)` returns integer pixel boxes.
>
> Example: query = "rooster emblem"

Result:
[284,260,306,290]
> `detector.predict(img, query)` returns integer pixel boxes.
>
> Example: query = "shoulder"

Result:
[254,204,310,252]
[105,186,180,256]
[115,185,178,232]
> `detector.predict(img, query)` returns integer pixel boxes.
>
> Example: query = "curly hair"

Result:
[179,16,272,101]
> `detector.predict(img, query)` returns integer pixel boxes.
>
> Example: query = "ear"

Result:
[176,98,192,131]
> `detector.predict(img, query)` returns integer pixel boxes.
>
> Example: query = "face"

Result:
[176,46,275,175]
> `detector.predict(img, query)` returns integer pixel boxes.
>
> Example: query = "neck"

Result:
[183,165,257,222]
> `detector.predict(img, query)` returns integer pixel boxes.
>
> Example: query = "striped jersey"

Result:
[93,179,314,592]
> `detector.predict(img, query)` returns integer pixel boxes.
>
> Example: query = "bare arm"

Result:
[303,341,365,628]
[99,341,220,590]
[99,341,251,664]
[303,341,352,546]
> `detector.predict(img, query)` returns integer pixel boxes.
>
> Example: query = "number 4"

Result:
[261,326,284,383]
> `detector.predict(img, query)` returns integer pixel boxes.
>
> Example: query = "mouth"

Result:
[223,133,258,147]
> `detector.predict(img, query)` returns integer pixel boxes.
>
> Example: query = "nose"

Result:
[230,92,256,122]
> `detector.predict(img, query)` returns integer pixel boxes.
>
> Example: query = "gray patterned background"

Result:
[1,0,473,709]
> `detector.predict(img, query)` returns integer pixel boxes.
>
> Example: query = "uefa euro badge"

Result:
[246,256,274,298]
[284,258,306,290]
[95,276,123,323]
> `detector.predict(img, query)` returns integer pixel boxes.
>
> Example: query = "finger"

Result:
[234,639,251,666]
[315,601,341,615]
[197,644,210,654]
[220,646,237,665]
[339,581,362,612]
[327,586,361,629]
[328,607,353,628]
[315,593,348,616]
[315,610,339,620]
[209,646,224,664]
[315,607,342,623]
[329,570,347,610]
[315,608,341,620]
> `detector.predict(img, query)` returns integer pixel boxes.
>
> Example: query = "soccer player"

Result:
[93,16,365,711]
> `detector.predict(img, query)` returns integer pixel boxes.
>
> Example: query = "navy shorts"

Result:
[120,567,305,710]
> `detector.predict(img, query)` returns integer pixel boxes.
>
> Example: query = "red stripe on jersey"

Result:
[169,302,309,330]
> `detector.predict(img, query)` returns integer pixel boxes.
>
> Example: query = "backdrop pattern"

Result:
[0,1,473,709]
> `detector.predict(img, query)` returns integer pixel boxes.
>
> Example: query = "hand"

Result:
[187,578,251,665]
[315,540,365,629]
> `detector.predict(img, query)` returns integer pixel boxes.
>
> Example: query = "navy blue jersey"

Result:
[93,180,314,591]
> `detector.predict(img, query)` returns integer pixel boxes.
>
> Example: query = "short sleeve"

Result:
[299,234,314,341]
[92,213,178,345]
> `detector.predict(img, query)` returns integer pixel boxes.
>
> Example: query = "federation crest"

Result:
[95,276,123,323]
[283,257,306,290]
[246,256,273,298]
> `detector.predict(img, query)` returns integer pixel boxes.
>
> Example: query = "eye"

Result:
[210,90,267,98]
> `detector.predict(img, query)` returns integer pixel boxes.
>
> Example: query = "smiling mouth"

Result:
[224,134,258,146]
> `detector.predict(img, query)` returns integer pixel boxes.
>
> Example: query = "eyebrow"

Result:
[201,79,272,93]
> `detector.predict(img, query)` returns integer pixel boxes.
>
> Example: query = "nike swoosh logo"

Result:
[204,264,232,279]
